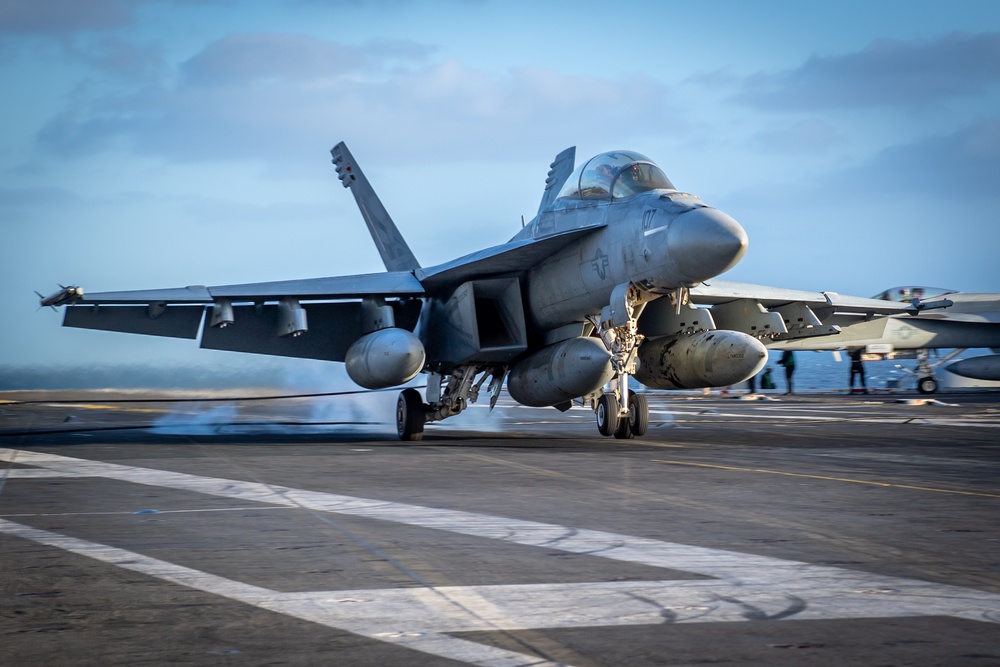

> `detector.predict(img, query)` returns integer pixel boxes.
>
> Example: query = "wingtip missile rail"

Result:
[36,285,84,309]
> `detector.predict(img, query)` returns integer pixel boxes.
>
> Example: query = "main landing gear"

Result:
[917,375,939,395]
[590,283,654,439]
[900,349,966,395]
[396,388,425,441]
[395,365,505,441]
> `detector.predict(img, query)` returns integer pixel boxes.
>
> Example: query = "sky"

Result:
[2,0,999,382]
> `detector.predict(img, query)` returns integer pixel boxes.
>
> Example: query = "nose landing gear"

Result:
[590,283,654,439]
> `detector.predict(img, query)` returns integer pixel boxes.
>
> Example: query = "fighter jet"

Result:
[755,285,999,393]
[44,143,924,438]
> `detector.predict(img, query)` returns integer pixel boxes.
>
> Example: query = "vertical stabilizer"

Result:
[536,146,576,214]
[330,142,421,272]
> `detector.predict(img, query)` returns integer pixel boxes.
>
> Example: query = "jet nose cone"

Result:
[668,207,748,283]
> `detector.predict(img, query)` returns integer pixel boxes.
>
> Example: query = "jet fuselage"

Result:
[516,191,748,331]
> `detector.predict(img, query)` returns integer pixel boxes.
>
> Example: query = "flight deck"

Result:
[2,390,999,666]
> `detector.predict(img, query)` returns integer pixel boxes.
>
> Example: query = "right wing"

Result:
[678,279,952,341]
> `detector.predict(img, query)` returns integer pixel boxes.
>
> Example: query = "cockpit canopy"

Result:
[556,151,675,201]
[873,286,957,303]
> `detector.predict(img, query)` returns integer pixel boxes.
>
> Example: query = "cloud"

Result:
[0,0,223,37]
[734,32,1000,110]
[72,36,167,79]
[749,119,839,155]
[180,33,434,86]
[0,185,88,221]
[834,116,1000,197]
[35,33,677,164]
[727,116,1000,210]
[0,0,135,35]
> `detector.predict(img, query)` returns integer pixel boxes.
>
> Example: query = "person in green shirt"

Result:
[778,350,796,395]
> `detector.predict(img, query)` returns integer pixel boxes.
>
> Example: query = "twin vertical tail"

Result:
[536,146,576,215]
[330,142,421,273]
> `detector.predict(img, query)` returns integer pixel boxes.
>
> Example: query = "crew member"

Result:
[778,350,796,395]
[849,348,868,394]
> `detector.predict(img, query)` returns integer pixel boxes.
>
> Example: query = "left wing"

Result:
[686,279,951,341]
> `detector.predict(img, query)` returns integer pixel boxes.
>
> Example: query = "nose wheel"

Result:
[590,282,655,439]
[596,393,619,436]
[599,391,649,439]
[627,392,649,436]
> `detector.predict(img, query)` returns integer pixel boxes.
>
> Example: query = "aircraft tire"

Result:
[396,388,425,441]
[614,414,634,439]
[917,376,939,394]
[596,393,619,437]
[629,392,649,436]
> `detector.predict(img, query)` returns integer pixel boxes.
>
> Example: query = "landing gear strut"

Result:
[395,365,506,441]
[900,348,966,395]
[590,283,654,438]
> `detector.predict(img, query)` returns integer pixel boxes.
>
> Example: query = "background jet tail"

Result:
[330,142,421,272]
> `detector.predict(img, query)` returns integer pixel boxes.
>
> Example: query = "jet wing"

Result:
[691,280,923,314]
[914,311,1000,323]
[61,271,425,362]
[76,271,424,304]
[688,279,951,342]
[902,293,1000,323]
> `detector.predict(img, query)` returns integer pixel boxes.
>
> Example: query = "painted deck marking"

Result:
[651,459,1000,499]
[3,447,1000,667]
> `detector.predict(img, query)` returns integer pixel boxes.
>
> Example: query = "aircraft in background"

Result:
[758,285,999,393]
[43,143,932,438]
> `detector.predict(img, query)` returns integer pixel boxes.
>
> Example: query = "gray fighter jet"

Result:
[756,285,1000,393]
[44,143,926,438]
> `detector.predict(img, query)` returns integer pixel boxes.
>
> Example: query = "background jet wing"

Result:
[77,271,424,304]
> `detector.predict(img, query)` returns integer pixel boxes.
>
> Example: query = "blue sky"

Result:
[2,0,999,375]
